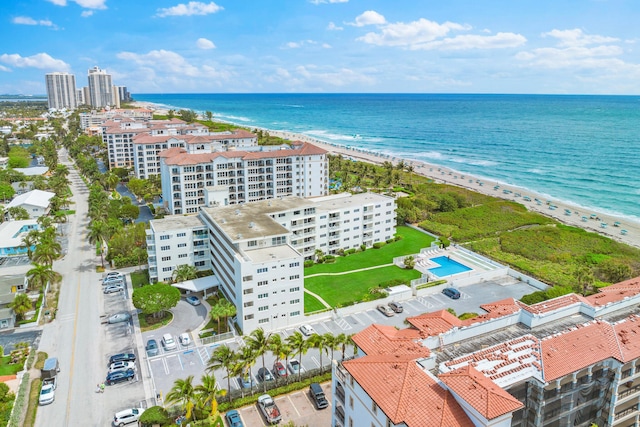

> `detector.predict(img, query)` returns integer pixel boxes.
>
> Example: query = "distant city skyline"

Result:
[2,0,640,95]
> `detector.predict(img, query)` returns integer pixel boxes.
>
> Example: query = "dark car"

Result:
[105,369,135,385]
[388,302,403,313]
[309,382,329,409]
[442,287,461,299]
[145,339,159,356]
[273,361,287,378]
[109,353,136,365]
[225,409,243,427]
[257,367,274,382]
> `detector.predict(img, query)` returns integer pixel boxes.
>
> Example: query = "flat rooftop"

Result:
[310,192,393,212]
[247,244,301,263]
[201,197,314,241]
[150,215,206,232]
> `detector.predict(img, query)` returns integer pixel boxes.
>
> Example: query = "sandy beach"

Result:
[268,130,640,249]
[130,101,640,248]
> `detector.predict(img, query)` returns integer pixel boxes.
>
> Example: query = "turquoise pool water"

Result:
[428,256,472,277]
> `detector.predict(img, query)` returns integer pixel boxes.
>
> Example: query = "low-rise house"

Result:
[0,220,39,256]
[6,190,55,219]
[0,276,28,329]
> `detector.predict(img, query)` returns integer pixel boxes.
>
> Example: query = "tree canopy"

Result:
[132,283,181,317]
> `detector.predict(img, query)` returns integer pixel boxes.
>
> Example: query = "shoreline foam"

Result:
[130,101,640,248]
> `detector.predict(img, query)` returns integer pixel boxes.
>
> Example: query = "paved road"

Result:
[35,148,144,426]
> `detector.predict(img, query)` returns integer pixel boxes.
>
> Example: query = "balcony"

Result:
[335,405,345,425]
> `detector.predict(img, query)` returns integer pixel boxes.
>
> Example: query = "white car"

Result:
[108,361,136,373]
[39,383,55,405]
[179,333,191,347]
[113,408,145,426]
[300,324,316,336]
[162,333,177,350]
[105,271,123,279]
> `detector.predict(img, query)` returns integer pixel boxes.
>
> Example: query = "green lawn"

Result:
[0,356,26,375]
[304,293,328,313]
[305,265,421,308]
[304,225,434,276]
[130,270,149,288]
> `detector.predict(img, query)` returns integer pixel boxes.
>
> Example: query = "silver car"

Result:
[103,284,124,294]
[107,313,131,324]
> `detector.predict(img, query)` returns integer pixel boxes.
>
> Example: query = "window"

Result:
[162,267,172,272]
[290,299,300,304]
[177,232,186,237]
[248,240,257,247]
[160,245,170,251]
[258,280,268,287]
[160,235,170,240]
[161,256,171,261]
[243,275,253,282]
[290,311,300,316]
[289,275,300,280]
[289,262,300,268]
[257,267,268,273]
[178,243,187,248]
[272,236,286,245]
[244,301,254,308]
[349,396,354,409]
[258,306,269,311]
[244,314,254,320]
[372,402,377,414]
[258,293,268,299]
[243,288,253,295]
[178,253,187,258]
[259,318,269,324]
[290,287,300,292]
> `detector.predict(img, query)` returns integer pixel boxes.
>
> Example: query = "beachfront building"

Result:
[132,129,256,179]
[87,66,115,108]
[159,141,328,215]
[145,192,396,332]
[146,215,210,284]
[333,276,640,427]
[5,190,55,219]
[0,220,39,257]
[79,108,153,130]
[45,72,77,110]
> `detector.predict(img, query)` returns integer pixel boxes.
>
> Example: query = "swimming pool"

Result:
[428,256,472,277]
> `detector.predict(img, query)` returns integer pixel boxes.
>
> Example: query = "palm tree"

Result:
[309,333,330,373]
[87,220,108,267]
[205,111,213,122]
[245,328,272,392]
[8,207,29,220]
[26,263,61,292]
[337,333,354,360]
[37,215,53,229]
[238,345,257,391]
[218,299,236,330]
[166,375,197,421]
[286,331,309,382]
[324,333,339,364]
[173,264,198,283]
[207,345,236,402]
[209,303,224,335]
[32,238,62,266]
[194,373,226,417]
[21,229,40,259]
[105,173,119,191]
[9,293,32,320]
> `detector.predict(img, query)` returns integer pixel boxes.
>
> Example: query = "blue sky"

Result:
[2,0,640,94]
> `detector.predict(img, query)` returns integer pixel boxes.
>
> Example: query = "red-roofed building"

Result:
[159,141,327,214]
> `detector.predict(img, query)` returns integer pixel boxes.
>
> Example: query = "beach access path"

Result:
[268,130,640,249]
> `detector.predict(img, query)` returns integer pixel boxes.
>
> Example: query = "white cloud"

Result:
[0,65,11,72]
[156,1,223,17]
[411,32,527,51]
[357,18,469,46]
[285,42,301,49]
[196,38,216,49]
[47,0,106,8]
[117,49,230,81]
[327,22,343,31]
[310,0,348,4]
[294,65,375,87]
[543,28,618,47]
[322,43,332,49]
[0,53,70,71]
[12,16,57,28]
[81,10,94,17]
[349,10,386,27]
[282,40,319,49]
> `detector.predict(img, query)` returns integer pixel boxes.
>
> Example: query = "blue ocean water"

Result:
[134,93,640,222]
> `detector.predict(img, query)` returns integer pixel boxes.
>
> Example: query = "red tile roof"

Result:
[586,277,640,307]
[406,310,463,338]
[132,133,174,144]
[343,355,474,427]
[352,324,428,357]
[519,293,588,314]
[439,365,523,420]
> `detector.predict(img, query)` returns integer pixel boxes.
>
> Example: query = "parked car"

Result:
[109,353,136,365]
[377,304,394,317]
[113,408,145,426]
[105,369,135,385]
[288,359,300,375]
[105,271,123,279]
[225,409,243,427]
[299,324,316,337]
[145,339,159,356]
[162,333,177,350]
[108,361,136,374]
[239,375,252,389]
[309,382,329,409]
[273,361,287,378]
[442,287,461,299]
[107,313,131,324]
[39,383,55,405]
[257,367,274,382]
[103,276,124,284]
[179,333,191,347]
[185,295,201,306]
[388,301,404,313]
[103,284,124,294]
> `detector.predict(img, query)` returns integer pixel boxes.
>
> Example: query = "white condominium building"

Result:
[145,192,397,332]
[45,72,77,110]
[133,129,257,179]
[80,108,153,130]
[159,141,328,215]
[87,66,114,108]
[146,215,210,283]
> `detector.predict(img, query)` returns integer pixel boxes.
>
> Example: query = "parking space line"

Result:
[348,314,364,325]
[361,311,377,323]
[162,358,169,375]
[197,347,209,364]
[317,322,331,334]
[287,394,301,417]
[176,354,184,370]
[310,356,320,368]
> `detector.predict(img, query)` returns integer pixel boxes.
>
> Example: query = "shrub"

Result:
[394,235,403,241]
[373,242,386,249]
[345,248,356,255]
[34,352,48,370]
[379,279,408,288]
[139,406,170,427]
[520,291,546,305]
[324,255,335,260]
[458,312,479,321]
[386,239,394,244]
[360,244,366,251]
[440,236,451,248]
[304,260,314,268]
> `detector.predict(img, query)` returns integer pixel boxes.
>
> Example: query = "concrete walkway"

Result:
[304,263,394,278]
[303,289,332,309]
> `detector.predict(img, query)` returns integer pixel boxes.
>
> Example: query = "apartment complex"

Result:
[80,108,153,130]
[146,215,210,284]
[87,66,115,108]
[159,141,327,215]
[45,72,77,110]
[146,192,396,332]
[333,276,640,427]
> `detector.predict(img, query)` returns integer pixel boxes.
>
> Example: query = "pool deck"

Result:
[413,247,499,279]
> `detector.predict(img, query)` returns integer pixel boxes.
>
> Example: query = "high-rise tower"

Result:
[45,72,78,110]
[87,66,114,108]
